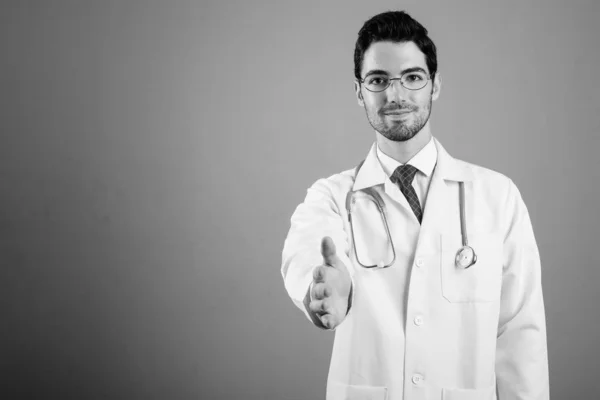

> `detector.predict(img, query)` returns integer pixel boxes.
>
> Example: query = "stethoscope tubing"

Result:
[346,187,397,268]
[457,181,477,269]
[346,161,476,269]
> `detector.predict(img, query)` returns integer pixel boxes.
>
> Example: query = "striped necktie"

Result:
[390,164,423,224]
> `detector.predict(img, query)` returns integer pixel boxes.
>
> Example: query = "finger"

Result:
[311,283,331,300]
[320,314,337,330]
[313,265,326,283]
[321,236,340,268]
[309,299,329,315]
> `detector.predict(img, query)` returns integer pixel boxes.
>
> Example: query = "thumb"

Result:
[321,236,340,267]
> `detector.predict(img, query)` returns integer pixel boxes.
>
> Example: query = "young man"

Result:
[281,11,549,400]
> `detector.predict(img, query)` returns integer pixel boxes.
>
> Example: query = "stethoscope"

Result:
[345,161,477,269]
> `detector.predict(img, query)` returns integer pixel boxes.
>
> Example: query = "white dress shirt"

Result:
[376,136,438,210]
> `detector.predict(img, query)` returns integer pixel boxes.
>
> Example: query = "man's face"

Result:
[354,41,441,142]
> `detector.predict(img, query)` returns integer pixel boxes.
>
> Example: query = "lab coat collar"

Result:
[377,137,437,178]
[352,137,474,191]
[434,138,475,182]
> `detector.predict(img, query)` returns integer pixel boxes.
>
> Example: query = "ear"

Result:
[354,80,365,107]
[431,72,442,101]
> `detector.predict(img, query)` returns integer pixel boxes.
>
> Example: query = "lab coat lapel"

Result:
[352,143,386,191]
[418,138,475,239]
[353,142,428,215]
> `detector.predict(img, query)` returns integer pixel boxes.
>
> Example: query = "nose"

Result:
[385,79,407,102]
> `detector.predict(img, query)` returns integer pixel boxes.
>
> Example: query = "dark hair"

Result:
[354,11,438,81]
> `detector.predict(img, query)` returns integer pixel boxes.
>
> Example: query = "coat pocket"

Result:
[327,381,387,400]
[440,232,503,303]
[442,384,496,400]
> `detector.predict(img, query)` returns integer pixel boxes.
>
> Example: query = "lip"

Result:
[384,111,411,118]
[384,110,411,115]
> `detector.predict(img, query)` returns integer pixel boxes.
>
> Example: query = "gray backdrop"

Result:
[2,0,599,399]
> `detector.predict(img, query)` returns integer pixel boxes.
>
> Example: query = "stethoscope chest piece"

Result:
[455,245,477,269]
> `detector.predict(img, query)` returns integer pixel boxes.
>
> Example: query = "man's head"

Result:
[353,11,441,142]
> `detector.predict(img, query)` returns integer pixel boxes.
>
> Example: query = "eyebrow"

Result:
[363,66,428,79]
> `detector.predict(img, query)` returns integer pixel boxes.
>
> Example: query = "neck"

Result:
[376,122,432,164]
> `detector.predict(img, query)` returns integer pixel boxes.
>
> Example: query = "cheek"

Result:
[413,93,432,108]
[364,94,385,111]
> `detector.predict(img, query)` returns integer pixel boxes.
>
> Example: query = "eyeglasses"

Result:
[360,71,431,92]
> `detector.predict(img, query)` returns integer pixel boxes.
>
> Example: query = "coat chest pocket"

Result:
[440,232,503,303]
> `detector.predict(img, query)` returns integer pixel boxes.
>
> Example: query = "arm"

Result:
[496,179,550,399]
[281,177,354,329]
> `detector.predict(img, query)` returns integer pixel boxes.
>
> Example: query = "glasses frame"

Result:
[359,72,432,93]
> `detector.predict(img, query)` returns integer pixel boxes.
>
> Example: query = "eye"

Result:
[368,76,386,85]
[405,73,424,82]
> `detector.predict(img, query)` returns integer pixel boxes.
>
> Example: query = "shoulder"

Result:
[456,158,529,224]
[308,166,357,195]
[451,157,534,237]
[458,157,517,195]
[298,166,359,214]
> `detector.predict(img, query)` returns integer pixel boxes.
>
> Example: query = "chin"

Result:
[382,130,417,142]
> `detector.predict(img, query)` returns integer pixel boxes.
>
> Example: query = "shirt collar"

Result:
[352,137,475,191]
[376,136,437,178]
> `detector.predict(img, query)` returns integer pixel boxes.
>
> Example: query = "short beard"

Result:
[366,99,432,142]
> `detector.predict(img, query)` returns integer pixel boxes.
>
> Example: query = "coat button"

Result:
[415,258,424,267]
[414,315,424,326]
[412,374,424,385]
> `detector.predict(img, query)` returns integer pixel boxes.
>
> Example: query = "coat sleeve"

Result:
[496,179,550,399]
[281,177,355,329]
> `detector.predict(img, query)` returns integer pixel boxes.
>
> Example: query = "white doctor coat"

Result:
[281,138,549,400]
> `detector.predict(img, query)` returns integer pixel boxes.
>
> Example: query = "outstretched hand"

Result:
[309,236,352,330]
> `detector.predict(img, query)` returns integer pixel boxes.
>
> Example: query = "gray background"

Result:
[1,0,599,399]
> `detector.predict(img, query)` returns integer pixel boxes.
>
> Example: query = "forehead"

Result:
[361,41,428,75]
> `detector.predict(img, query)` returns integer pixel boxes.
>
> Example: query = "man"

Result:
[281,10,549,400]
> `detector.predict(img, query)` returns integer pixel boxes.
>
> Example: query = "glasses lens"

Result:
[401,72,429,90]
[364,75,390,92]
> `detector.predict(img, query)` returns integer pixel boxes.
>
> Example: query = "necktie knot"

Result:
[391,164,419,187]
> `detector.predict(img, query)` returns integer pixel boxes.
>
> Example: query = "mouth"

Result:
[383,110,412,115]
[384,111,411,119]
